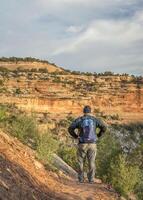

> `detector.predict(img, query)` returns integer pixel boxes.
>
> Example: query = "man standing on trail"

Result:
[68,105,106,183]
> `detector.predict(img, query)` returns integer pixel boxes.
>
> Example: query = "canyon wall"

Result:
[0,62,143,122]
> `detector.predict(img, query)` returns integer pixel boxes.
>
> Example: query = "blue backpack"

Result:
[80,118,96,143]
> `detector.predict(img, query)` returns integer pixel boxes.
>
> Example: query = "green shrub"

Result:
[129,143,143,199]
[58,119,70,127]
[30,68,38,72]
[9,114,38,147]
[37,132,59,166]
[0,87,7,93]
[111,114,120,120]
[135,174,143,200]
[129,142,143,168]
[121,123,143,132]
[38,68,48,73]
[53,77,61,83]
[0,67,9,72]
[15,88,21,94]
[67,115,75,123]
[96,131,121,181]
[58,144,78,170]
[95,129,143,198]
[0,105,7,122]
[0,79,4,85]
[109,154,140,197]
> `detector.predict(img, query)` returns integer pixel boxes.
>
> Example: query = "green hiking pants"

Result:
[77,143,97,182]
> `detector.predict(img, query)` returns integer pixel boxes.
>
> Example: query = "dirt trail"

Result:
[0,130,118,200]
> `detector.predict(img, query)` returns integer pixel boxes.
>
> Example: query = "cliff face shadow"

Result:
[0,154,64,200]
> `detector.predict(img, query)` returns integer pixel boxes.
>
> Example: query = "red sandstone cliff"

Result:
[0,61,143,122]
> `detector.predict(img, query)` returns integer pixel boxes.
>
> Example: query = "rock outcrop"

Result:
[0,61,143,122]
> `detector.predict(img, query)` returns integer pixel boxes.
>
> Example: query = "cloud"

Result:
[0,0,143,75]
[35,0,141,9]
[53,10,143,55]
[66,25,83,33]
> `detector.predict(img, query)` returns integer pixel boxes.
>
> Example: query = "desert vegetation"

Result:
[0,56,51,64]
[0,103,143,199]
[1,57,143,80]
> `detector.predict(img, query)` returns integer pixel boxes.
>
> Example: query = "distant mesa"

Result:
[0,57,64,73]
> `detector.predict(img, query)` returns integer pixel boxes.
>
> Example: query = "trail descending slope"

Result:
[0,130,118,200]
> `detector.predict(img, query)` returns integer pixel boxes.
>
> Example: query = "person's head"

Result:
[83,105,91,114]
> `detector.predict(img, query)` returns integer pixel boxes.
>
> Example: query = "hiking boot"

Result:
[88,178,102,184]
[88,180,94,184]
[78,178,84,183]
[79,180,84,183]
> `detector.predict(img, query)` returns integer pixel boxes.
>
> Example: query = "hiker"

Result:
[68,105,107,183]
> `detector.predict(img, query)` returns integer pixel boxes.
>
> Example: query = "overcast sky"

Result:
[0,0,143,75]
